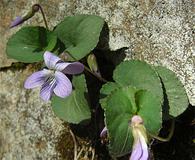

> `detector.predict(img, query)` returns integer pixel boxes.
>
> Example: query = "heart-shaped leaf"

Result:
[100,86,161,157]
[101,86,137,157]
[51,75,91,124]
[113,60,163,104]
[155,66,189,117]
[6,26,57,63]
[54,15,104,60]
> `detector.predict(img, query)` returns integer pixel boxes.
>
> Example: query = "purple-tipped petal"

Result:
[24,69,50,89]
[54,62,71,71]
[40,77,57,101]
[10,16,24,28]
[61,62,84,75]
[44,51,61,69]
[53,71,72,98]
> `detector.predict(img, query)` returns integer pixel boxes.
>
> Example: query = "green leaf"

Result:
[113,60,163,104]
[100,82,120,110]
[136,90,162,134]
[54,15,104,60]
[155,66,189,117]
[101,86,137,157]
[101,86,161,157]
[51,75,91,124]
[44,32,57,51]
[6,26,57,63]
[100,82,120,96]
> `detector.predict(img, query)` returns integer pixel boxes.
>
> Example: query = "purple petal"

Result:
[40,76,57,101]
[53,71,72,98]
[57,62,84,74]
[44,51,61,69]
[54,62,70,71]
[139,135,148,160]
[130,131,148,160]
[130,138,143,160]
[10,16,24,28]
[24,69,50,89]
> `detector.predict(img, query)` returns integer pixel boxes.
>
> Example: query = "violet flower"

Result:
[24,51,84,101]
[130,115,149,160]
[10,16,24,28]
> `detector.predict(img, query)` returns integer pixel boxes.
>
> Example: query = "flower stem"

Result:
[34,4,49,30]
[63,51,108,83]
[84,66,108,83]
[148,119,175,142]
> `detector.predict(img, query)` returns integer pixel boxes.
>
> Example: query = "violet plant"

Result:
[6,4,189,160]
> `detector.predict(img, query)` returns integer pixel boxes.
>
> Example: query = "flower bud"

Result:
[129,115,149,160]
[10,4,40,28]
[87,53,101,76]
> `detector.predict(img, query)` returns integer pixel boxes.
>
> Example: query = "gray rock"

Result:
[0,68,65,159]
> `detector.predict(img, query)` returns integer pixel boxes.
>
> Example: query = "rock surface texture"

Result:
[0,0,194,159]
[0,67,66,159]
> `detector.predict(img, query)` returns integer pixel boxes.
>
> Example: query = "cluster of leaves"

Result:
[7,15,104,124]
[100,61,188,157]
[6,14,189,158]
